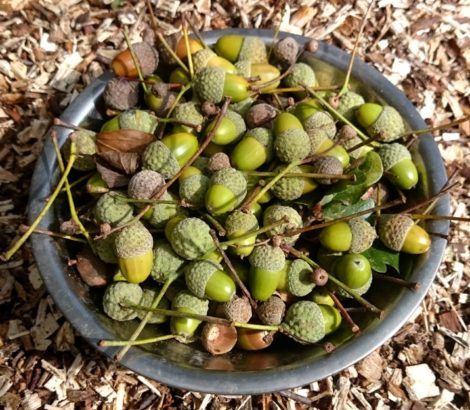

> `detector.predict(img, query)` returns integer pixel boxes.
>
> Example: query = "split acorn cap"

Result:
[103,282,143,321]
[205,167,247,215]
[280,301,325,344]
[231,127,273,171]
[225,210,259,257]
[215,35,268,64]
[378,143,419,190]
[356,103,406,142]
[168,217,214,260]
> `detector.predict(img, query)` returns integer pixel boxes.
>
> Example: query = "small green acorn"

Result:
[283,63,317,89]
[94,191,134,226]
[236,63,281,91]
[333,254,372,297]
[280,301,325,344]
[168,217,214,260]
[142,140,180,179]
[161,132,199,167]
[271,164,318,201]
[204,110,246,145]
[287,259,315,297]
[356,103,406,142]
[205,168,247,215]
[225,210,259,257]
[263,205,303,246]
[136,289,169,324]
[294,99,336,139]
[185,260,236,302]
[103,282,143,321]
[378,214,431,254]
[171,102,205,134]
[179,167,210,207]
[319,218,376,253]
[215,35,268,64]
[114,221,153,284]
[231,127,273,171]
[192,48,237,73]
[248,245,286,301]
[319,304,342,335]
[63,130,96,171]
[311,288,335,306]
[378,143,418,190]
[151,239,186,283]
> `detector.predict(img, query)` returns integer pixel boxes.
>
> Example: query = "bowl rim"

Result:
[28,28,450,394]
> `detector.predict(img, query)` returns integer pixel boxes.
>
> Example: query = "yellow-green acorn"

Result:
[378,143,418,190]
[308,128,350,167]
[185,260,236,302]
[148,191,187,229]
[170,290,209,343]
[311,288,335,306]
[194,67,250,103]
[142,140,180,179]
[86,173,109,195]
[215,35,268,64]
[263,205,303,246]
[336,90,365,122]
[310,156,344,185]
[169,66,191,85]
[231,127,273,171]
[225,210,259,257]
[205,168,247,215]
[235,62,281,91]
[287,259,315,297]
[204,110,246,145]
[102,282,143,321]
[168,217,214,260]
[192,48,237,73]
[294,99,336,139]
[280,301,325,344]
[333,254,372,297]
[161,132,199,167]
[283,62,317,89]
[128,170,165,201]
[319,218,377,253]
[117,109,159,133]
[378,214,431,254]
[63,130,96,171]
[273,112,311,163]
[248,245,286,301]
[271,164,317,201]
[179,167,210,207]
[114,221,153,284]
[319,305,342,335]
[171,102,205,134]
[136,289,169,324]
[94,191,134,226]
[151,239,185,283]
[356,103,406,142]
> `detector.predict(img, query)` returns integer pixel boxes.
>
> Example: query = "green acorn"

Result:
[170,290,209,343]
[256,295,286,326]
[148,191,186,229]
[192,48,237,73]
[280,301,325,344]
[63,130,96,171]
[215,35,268,64]
[151,239,186,283]
[161,132,199,167]
[283,63,317,89]
[235,62,281,91]
[171,102,205,134]
[128,170,165,201]
[168,217,214,260]
[185,260,236,302]
[204,110,246,145]
[287,259,315,297]
[336,90,365,122]
[225,210,259,257]
[114,221,153,284]
[333,254,372,297]
[142,140,180,179]
[319,305,342,335]
[193,67,250,103]
[263,205,303,246]
[378,214,431,254]
[294,99,336,139]
[231,127,273,171]
[248,245,286,301]
[356,103,406,142]
[94,191,134,226]
[86,173,109,195]
[179,167,210,207]
[116,109,159,133]
[136,289,169,324]
[205,168,247,215]
[320,218,376,253]
[378,143,418,190]
[93,232,118,264]
[103,282,143,321]
[273,112,311,163]
[311,288,335,306]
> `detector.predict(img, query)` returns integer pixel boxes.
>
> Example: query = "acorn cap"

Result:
[230,97,255,116]
[64,130,96,171]
[337,91,365,122]
[172,290,209,315]
[225,210,259,237]
[118,109,159,133]
[222,295,252,323]
[245,103,277,129]
[103,77,139,111]
[280,301,325,344]
[179,173,210,207]
[128,170,165,200]
[348,218,377,254]
[136,289,169,324]
[307,128,330,155]
[193,156,210,173]
[172,101,204,128]
[378,214,414,252]
[247,127,273,155]
[169,217,214,260]
[274,128,311,163]
[206,168,247,214]
[94,191,134,226]
[194,66,225,103]
[93,232,118,264]
[271,165,305,201]
[151,239,186,283]
[378,142,411,171]
[287,259,315,297]
[103,282,143,321]
[311,156,343,185]
[272,37,299,68]
[114,221,153,259]
[185,259,222,298]
[207,152,231,172]
[334,125,364,159]
[248,245,286,272]
[284,63,316,88]
[238,36,268,64]
[142,140,180,179]
[368,105,406,142]
[263,205,302,246]
[149,191,186,228]
[130,42,159,76]
[224,110,246,140]
[193,48,217,72]
[303,111,336,140]
[234,60,251,77]
[256,295,286,326]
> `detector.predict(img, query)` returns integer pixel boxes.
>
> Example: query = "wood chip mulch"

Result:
[0,0,469,409]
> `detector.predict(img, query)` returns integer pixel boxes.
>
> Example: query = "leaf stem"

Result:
[372,272,421,291]
[123,28,148,94]
[327,290,360,333]
[100,334,176,347]
[243,171,354,180]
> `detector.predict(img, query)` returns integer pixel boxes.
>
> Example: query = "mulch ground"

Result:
[0,0,469,409]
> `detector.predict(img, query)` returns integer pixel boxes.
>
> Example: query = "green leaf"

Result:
[362,241,400,273]
[322,198,375,221]
[360,151,383,186]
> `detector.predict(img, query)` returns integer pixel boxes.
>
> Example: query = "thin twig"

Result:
[327,290,360,333]
[123,28,148,93]
[18,225,87,244]
[372,272,421,291]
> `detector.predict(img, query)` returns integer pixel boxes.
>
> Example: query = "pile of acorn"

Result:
[65,31,433,355]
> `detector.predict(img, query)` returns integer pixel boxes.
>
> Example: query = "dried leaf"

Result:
[96,160,130,188]
[96,150,140,174]
[76,247,110,288]
[96,130,154,154]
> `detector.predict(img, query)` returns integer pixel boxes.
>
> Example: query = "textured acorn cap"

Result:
[238,36,268,64]
[280,301,325,344]
[248,245,285,272]
[194,67,225,103]
[149,191,186,229]
[119,109,158,133]
[193,156,210,173]
[256,295,286,326]
[131,42,159,76]
[169,217,214,260]
[103,77,139,111]
[287,259,315,297]
[334,125,364,159]
[263,205,302,246]
[136,289,169,323]
[114,221,153,259]
[307,128,329,155]
[348,218,377,253]
[378,214,414,252]
[151,239,186,283]
[284,63,316,88]
[64,129,97,171]
[337,91,365,121]
[207,152,231,172]
[225,210,259,236]
[311,156,343,185]
[274,128,311,163]
[378,142,412,171]
[222,295,252,323]
[128,170,165,200]
[368,105,406,142]
[230,97,255,116]
[94,191,134,226]
[179,173,210,207]
[234,60,251,77]
[142,140,180,179]
[185,259,221,298]
[103,282,143,321]
[271,165,305,201]
[246,127,273,158]
[93,232,118,264]
[245,104,277,129]
[172,290,209,315]
[209,167,247,204]
[172,101,204,127]
[272,37,299,68]
[303,111,336,140]
[225,110,246,141]
[193,48,217,72]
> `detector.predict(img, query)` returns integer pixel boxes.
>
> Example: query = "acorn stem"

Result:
[18,225,87,244]
[200,213,226,236]
[409,214,470,223]
[260,86,339,95]
[121,198,182,205]
[1,143,77,262]
[156,117,202,131]
[326,290,360,333]
[99,334,177,347]
[60,171,94,193]
[164,83,192,123]
[123,28,148,94]
[51,132,92,247]
[219,219,288,248]
[183,14,209,49]
[53,118,91,132]
[372,272,421,291]
[242,171,354,180]
[399,115,470,138]
[182,21,194,80]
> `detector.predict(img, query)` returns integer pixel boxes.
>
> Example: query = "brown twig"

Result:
[372,272,421,291]
[327,290,360,333]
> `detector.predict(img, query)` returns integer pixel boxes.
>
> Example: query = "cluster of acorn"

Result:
[66,32,432,355]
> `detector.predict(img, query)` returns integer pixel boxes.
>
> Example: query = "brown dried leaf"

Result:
[96,130,154,154]
[96,160,130,189]
[438,310,464,333]
[96,150,140,175]
[76,247,110,288]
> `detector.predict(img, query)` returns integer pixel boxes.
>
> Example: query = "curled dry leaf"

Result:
[96,129,155,153]
[96,159,130,189]
[76,247,110,287]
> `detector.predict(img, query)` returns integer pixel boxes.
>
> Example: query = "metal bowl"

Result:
[28,29,449,394]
